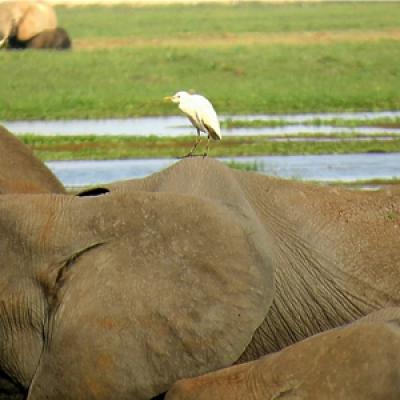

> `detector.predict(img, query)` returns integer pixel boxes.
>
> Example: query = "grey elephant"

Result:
[0,125,65,193]
[0,0,71,50]
[0,128,399,399]
[166,308,400,400]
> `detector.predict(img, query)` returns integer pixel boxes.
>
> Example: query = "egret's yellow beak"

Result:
[164,96,173,102]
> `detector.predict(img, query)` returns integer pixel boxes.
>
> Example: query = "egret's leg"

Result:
[184,129,201,157]
[203,135,210,158]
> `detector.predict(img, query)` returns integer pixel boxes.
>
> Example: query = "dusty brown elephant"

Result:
[0,125,65,193]
[165,308,400,400]
[0,0,71,49]
[0,145,399,399]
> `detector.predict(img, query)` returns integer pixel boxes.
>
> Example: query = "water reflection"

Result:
[4,111,400,137]
[46,153,400,187]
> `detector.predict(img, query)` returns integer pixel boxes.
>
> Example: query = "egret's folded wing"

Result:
[193,95,221,139]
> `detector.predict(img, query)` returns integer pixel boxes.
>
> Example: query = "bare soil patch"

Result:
[74,30,400,50]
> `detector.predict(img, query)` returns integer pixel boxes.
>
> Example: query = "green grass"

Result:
[319,177,400,188]
[224,160,263,172]
[56,3,400,39]
[20,135,400,160]
[1,40,400,120]
[302,117,400,128]
[222,117,400,129]
[0,3,400,120]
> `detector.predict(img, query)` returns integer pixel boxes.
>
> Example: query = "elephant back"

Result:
[16,1,57,41]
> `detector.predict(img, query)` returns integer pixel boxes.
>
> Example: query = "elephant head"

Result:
[0,125,65,194]
[0,188,273,399]
[0,1,71,50]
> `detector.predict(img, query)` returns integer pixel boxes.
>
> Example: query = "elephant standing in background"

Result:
[0,0,71,49]
[0,129,399,399]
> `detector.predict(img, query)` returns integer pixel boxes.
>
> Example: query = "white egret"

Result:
[164,91,221,157]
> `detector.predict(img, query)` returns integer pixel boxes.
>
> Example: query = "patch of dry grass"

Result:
[75,30,400,50]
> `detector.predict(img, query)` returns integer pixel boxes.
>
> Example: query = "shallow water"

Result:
[4,111,400,137]
[46,153,400,187]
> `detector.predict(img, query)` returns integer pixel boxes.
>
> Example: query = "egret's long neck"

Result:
[178,98,192,116]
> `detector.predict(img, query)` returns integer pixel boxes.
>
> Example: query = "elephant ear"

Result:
[17,2,57,41]
[0,125,65,193]
[23,191,274,399]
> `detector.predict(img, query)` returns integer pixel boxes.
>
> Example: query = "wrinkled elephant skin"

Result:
[166,308,400,400]
[0,190,273,399]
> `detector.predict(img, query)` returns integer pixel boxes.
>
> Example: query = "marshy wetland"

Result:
[7,111,400,187]
[1,1,400,186]
[48,153,400,187]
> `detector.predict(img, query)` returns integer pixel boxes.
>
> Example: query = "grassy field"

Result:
[1,42,400,120]
[56,3,400,39]
[1,2,400,120]
[21,134,400,160]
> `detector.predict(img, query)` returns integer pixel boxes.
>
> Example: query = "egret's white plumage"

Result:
[164,91,221,157]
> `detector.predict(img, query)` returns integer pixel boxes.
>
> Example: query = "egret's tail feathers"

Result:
[213,133,222,141]
[205,123,221,141]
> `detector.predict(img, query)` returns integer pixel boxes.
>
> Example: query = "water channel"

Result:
[4,111,399,186]
[4,111,400,137]
[47,153,400,187]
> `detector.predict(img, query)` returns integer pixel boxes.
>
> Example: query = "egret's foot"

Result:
[177,152,199,159]
[178,153,205,159]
